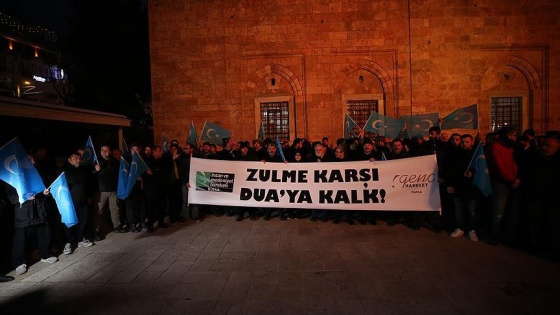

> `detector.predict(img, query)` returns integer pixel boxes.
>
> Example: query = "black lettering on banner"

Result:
[345,169,358,182]
[298,190,312,203]
[286,190,299,203]
[246,169,258,181]
[246,169,309,183]
[363,189,379,203]
[315,170,328,183]
[319,190,333,203]
[315,169,380,183]
[319,189,386,204]
[239,188,279,202]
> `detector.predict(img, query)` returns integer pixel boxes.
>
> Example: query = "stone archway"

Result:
[481,54,545,131]
[340,59,397,117]
[245,63,304,139]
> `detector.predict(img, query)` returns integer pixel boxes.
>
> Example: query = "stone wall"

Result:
[149,0,560,143]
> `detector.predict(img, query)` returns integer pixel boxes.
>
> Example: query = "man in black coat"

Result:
[57,152,93,254]
[5,181,58,275]
[444,134,479,241]
[92,145,126,240]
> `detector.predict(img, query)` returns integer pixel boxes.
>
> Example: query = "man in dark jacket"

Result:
[445,134,479,241]
[92,145,126,240]
[5,180,58,275]
[144,145,171,231]
[57,152,93,255]
[524,131,560,258]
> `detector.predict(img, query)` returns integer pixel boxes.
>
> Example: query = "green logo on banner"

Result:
[196,171,235,192]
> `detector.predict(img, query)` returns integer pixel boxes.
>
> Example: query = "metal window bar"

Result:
[261,101,290,140]
[347,100,378,138]
[491,97,522,132]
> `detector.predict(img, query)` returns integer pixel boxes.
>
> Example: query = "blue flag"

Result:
[116,157,130,200]
[124,150,148,199]
[162,133,169,153]
[0,138,46,204]
[275,137,286,162]
[200,121,232,146]
[83,136,98,165]
[401,113,440,139]
[442,104,478,129]
[121,138,131,161]
[468,142,492,197]
[258,121,265,141]
[188,121,199,146]
[381,152,388,161]
[363,112,404,140]
[344,114,360,139]
[49,172,78,228]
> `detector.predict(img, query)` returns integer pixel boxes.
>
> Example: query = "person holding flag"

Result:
[0,138,58,275]
[4,181,58,276]
[124,144,150,232]
[83,136,98,166]
[92,145,126,240]
[56,152,94,254]
[444,134,480,241]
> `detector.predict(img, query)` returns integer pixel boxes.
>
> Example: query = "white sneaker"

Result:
[63,243,72,255]
[78,240,93,248]
[41,256,58,264]
[469,230,479,242]
[15,264,27,275]
[450,228,464,238]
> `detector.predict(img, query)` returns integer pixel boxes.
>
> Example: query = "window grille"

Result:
[347,99,378,138]
[260,101,289,140]
[491,97,522,132]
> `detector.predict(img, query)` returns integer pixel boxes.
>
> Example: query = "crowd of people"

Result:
[1,125,559,281]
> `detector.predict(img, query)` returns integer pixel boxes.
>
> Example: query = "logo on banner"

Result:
[392,173,436,190]
[196,171,235,192]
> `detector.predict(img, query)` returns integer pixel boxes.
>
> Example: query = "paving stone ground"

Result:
[1,215,558,315]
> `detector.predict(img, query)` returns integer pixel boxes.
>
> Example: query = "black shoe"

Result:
[250,216,256,221]
[94,231,105,241]
[320,217,328,222]
[0,275,15,282]
[368,219,377,225]
[280,216,287,221]
[158,222,169,228]
[113,226,127,233]
[264,215,270,221]
[347,219,355,225]
[332,218,341,224]
[310,217,317,222]
[175,217,186,224]
[236,216,243,222]
[146,226,154,233]
[129,225,140,233]
[359,219,366,225]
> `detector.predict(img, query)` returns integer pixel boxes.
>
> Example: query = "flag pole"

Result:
[0,137,18,151]
[47,172,65,191]
[465,142,481,173]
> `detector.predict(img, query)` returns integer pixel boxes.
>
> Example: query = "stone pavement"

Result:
[1,215,558,315]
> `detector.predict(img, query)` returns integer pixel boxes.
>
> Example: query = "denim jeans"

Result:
[491,183,519,241]
[452,196,477,231]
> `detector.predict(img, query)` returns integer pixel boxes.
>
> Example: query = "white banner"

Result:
[188,155,441,211]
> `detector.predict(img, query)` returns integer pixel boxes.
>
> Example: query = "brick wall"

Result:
[149,0,560,144]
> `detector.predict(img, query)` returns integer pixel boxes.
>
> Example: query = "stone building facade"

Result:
[148,0,559,143]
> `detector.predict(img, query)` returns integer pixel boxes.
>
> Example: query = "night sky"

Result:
[0,0,74,35]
